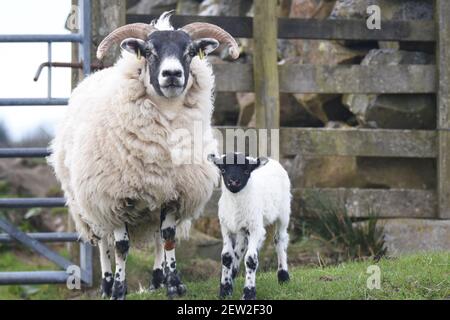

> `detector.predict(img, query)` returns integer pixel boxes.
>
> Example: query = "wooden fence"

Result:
[130,1,447,220]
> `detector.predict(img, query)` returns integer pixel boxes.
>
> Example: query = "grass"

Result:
[0,248,448,300]
[129,252,449,300]
[0,250,72,300]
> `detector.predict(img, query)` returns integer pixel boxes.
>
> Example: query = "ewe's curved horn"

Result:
[181,23,239,59]
[96,23,156,60]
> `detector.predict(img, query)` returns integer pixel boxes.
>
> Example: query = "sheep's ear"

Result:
[120,38,146,57]
[192,38,219,56]
[258,157,269,166]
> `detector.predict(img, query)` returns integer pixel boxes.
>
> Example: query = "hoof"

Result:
[167,284,186,299]
[177,283,187,296]
[149,268,165,292]
[277,269,290,284]
[219,282,233,299]
[111,280,127,300]
[100,276,113,299]
[242,286,256,300]
[165,271,185,299]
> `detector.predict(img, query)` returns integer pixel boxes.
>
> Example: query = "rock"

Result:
[236,92,322,127]
[289,155,359,188]
[199,0,252,16]
[381,219,450,256]
[343,49,435,129]
[294,94,354,125]
[330,0,433,20]
[178,0,202,15]
[356,157,435,189]
[288,154,435,189]
[287,0,367,127]
[330,0,434,52]
[213,92,240,126]
[126,0,177,15]
[177,229,222,261]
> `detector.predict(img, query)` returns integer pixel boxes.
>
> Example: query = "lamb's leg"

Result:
[232,231,247,280]
[160,204,186,298]
[242,228,265,300]
[149,230,165,291]
[219,230,235,299]
[275,219,290,283]
[111,225,129,300]
[99,238,114,298]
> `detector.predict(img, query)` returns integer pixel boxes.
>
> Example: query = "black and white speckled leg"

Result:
[160,204,186,299]
[241,228,265,300]
[219,230,235,299]
[149,231,165,291]
[98,238,114,298]
[111,225,129,300]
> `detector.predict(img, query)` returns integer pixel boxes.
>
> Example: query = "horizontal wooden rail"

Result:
[214,127,436,158]
[204,188,436,219]
[213,64,436,93]
[127,15,435,42]
[279,128,436,158]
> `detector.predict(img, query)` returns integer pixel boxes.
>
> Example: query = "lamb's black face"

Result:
[208,153,267,193]
[120,31,219,98]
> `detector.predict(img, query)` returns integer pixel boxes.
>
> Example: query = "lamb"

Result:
[48,12,239,299]
[208,152,292,300]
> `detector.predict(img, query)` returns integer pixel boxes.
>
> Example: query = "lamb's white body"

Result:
[49,53,218,242]
[217,158,291,300]
[218,159,291,234]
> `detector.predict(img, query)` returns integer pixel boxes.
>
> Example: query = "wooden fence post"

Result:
[253,1,280,130]
[436,0,450,219]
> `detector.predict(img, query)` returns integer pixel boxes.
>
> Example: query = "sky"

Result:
[0,0,72,141]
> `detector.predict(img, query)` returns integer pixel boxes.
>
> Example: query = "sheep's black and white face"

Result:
[208,153,268,193]
[121,31,219,98]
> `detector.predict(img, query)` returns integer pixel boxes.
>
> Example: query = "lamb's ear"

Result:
[192,38,220,56]
[207,153,222,166]
[207,154,218,163]
[248,156,269,172]
[120,38,146,57]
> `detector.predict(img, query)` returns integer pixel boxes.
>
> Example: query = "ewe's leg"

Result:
[275,219,290,283]
[219,231,235,299]
[232,232,247,280]
[160,204,186,298]
[99,238,113,298]
[111,225,129,300]
[243,228,266,300]
[149,231,165,291]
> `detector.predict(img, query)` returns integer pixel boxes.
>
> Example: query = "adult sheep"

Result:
[48,12,239,300]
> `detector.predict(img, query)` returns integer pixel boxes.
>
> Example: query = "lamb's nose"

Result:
[162,69,182,78]
[229,178,241,187]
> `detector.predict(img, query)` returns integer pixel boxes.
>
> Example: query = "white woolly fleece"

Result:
[48,51,219,242]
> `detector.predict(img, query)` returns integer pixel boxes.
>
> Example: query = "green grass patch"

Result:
[129,252,449,300]
[0,250,71,300]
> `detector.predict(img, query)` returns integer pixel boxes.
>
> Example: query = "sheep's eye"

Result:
[221,169,225,174]
[188,49,196,57]
[244,170,250,175]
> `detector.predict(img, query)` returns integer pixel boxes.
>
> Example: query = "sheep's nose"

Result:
[161,69,183,78]
[229,178,241,187]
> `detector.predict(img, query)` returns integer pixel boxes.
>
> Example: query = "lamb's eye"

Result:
[221,169,225,174]
[244,170,250,175]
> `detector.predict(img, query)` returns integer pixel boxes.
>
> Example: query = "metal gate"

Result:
[0,0,92,286]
